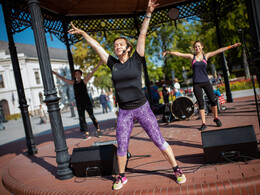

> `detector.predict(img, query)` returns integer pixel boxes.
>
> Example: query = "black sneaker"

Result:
[199,123,207,131]
[82,134,91,141]
[97,130,102,138]
[214,118,222,127]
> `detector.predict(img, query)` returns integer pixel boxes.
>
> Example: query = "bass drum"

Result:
[171,96,194,120]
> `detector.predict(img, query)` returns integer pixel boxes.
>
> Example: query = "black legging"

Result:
[77,104,99,132]
[193,81,216,110]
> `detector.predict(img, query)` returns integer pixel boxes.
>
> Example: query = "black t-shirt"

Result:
[74,80,92,107]
[107,51,146,109]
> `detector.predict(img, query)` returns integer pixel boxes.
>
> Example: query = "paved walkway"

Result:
[0,107,117,146]
[0,89,260,194]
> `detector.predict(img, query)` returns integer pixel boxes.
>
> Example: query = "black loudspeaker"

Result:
[201,125,258,164]
[70,144,118,177]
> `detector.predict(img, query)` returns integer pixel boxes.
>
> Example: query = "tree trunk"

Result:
[242,46,251,79]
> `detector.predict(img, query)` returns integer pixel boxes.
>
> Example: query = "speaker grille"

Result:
[201,125,258,164]
[70,144,118,177]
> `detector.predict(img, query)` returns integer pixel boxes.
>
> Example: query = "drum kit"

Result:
[162,96,195,124]
[162,87,225,124]
[161,87,197,124]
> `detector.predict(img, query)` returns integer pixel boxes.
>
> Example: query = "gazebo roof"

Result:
[39,0,185,16]
[2,0,238,44]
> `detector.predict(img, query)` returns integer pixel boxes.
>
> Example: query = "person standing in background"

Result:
[150,81,161,104]
[99,91,108,113]
[52,60,103,140]
[173,78,181,98]
[162,84,169,104]
[108,90,114,111]
[0,115,5,130]
[39,104,47,124]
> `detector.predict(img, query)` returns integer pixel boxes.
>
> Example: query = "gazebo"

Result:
[1,0,259,180]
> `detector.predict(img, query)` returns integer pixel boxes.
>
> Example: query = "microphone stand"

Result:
[238,29,260,128]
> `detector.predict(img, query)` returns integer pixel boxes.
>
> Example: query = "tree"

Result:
[197,0,250,78]
[146,19,200,82]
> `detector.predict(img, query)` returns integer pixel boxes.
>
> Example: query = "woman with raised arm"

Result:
[52,60,103,140]
[68,0,186,191]
[161,41,241,130]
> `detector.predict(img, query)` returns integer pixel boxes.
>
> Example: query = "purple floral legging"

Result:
[116,101,169,156]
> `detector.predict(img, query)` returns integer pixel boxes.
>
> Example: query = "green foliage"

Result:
[6,113,21,120]
[146,20,200,81]
[197,0,250,72]
[229,74,236,79]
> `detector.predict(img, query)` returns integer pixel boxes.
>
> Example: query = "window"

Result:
[0,74,4,88]
[35,71,41,84]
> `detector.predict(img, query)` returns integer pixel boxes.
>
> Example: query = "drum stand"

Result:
[163,87,176,124]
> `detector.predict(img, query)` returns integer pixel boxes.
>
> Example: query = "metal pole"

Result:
[213,0,233,102]
[63,68,75,117]
[27,0,73,180]
[2,1,37,155]
[62,20,76,117]
[245,0,260,128]
[246,0,260,85]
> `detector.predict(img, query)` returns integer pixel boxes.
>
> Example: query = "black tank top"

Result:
[74,80,92,106]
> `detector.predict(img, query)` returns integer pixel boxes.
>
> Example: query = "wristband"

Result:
[144,14,151,18]
[228,46,231,49]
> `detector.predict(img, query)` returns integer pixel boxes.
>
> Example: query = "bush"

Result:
[217,79,259,93]
[6,113,21,120]
[232,69,245,77]
[229,74,236,79]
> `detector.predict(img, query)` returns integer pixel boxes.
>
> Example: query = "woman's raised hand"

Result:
[162,51,169,57]
[231,42,242,48]
[68,22,84,35]
[147,0,159,14]
[159,51,169,57]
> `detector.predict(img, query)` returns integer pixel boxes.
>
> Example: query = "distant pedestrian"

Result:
[0,115,5,130]
[162,84,169,104]
[106,92,112,112]
[109,90,115,111]
[39,104,47,124]
[173,78,181,98]
[100,91,108,113]
[217,73,222,84]
[150,81,160,104]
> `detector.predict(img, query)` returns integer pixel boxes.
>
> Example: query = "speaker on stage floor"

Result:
[70,144,118,177]
[201,125,258,164]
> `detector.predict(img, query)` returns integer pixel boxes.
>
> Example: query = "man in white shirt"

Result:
[173,78,181,97]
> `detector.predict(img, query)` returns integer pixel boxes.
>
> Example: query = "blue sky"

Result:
[0,5,66,49]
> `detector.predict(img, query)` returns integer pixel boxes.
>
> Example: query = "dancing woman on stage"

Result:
[52,60,103,140]
[161,41,241,130]
[68,0,186,190]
